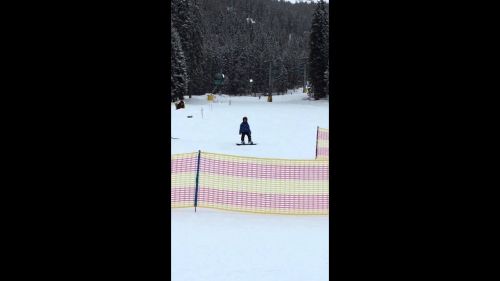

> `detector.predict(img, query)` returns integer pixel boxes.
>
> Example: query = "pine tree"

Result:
[171,24,188,102]
[171,0,205,98]
[233,49,251,95]
[181,0,322,96]
[308,0,329,99]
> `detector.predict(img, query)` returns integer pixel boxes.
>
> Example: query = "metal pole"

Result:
[315,126,319,159]
[194,150,201,212]
[304,63,307,90]
[268,61,272,94]
[300,57,308,92]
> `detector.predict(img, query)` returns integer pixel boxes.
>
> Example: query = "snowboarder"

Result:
[239,117,253,144]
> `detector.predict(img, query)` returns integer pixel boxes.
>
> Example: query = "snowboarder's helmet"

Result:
[243,117,247,121]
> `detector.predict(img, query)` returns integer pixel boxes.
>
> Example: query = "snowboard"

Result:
[236,143,257,146]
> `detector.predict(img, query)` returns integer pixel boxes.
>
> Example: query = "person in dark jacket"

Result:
[239,116,252,144]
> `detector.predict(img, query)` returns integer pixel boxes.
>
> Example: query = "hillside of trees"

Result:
[171,0,329,100]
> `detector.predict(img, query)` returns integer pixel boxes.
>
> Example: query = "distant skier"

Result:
[239,116,253,144]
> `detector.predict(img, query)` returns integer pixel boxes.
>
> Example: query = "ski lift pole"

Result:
[304,63,307,90]
[265,59,274,101]
[300,57,308,92]
[268,61,272,95]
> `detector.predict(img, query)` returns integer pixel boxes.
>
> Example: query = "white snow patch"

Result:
[246,17,256,24]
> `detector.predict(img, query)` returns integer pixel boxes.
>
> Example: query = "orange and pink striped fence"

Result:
[316,127,329,160]
[171,152,198,208]
[171,151,329,215]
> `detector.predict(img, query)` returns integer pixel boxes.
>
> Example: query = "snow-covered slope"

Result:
[171,90,329,281]
[172,208,329,281]
[171,89,329,159]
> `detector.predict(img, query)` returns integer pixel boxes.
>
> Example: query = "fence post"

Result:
[315,126,319,159]
[194,150,201,212]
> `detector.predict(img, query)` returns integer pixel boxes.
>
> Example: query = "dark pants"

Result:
[241,133,252,142]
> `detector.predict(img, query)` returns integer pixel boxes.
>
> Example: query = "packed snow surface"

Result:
[171,89,329,281]
[171,90,329,159]
[172,208,329,281]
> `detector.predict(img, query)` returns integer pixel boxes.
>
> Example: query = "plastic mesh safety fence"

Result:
[170,152,330,214]
[195,152,329,215]
[316,127,329,160]
[171,152,198,208]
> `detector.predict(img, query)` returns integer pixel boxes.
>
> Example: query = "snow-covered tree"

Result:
[171,24,188,102]
[233,49,251,95]
[309,0,329,99]
[172,0,327,96]
[171,0,205,98]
